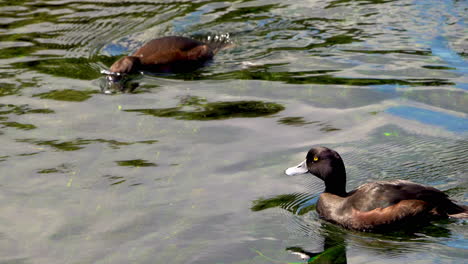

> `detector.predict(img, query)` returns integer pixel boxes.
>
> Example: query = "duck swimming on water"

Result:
[102,35,231,92]
[285,147,468,231]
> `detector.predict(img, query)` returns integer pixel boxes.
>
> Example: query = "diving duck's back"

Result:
[133,36,213,65]
[108,36,230,74]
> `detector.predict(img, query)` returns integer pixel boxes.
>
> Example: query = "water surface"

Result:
[0,0,467,263]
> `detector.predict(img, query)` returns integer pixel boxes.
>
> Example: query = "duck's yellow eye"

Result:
[313,156,318,161]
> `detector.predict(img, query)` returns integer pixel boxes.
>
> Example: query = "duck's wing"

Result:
[347,199,431,230]
[346,180,448,212]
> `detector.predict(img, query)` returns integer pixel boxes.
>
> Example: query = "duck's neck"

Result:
[324,182,347,197]
[323,163,347,197]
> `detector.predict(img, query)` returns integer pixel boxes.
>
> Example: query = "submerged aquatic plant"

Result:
[125,96,285,121]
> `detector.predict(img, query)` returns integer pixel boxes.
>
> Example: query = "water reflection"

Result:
[386,106,468,132]
[401,89,468,114]
[287,227,347,264]
[200,3,285,27]
[1,0,467,262]
[124,96,284,120]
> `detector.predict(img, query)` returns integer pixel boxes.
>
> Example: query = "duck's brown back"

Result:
[132,36,213,65]
[317,180,466,231]
[345,180,447,212]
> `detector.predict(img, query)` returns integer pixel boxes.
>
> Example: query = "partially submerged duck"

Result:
[285,147,468,231]
[101,35,230,92]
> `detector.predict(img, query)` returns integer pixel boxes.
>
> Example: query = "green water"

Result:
[0,0,467,263]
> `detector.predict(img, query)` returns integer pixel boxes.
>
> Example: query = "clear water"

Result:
[0,0,467,263]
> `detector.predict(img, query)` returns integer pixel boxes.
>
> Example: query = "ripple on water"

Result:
[337,125,468,192]
[0,0,467,263]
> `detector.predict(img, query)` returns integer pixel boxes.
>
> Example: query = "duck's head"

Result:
[285,147,347,195]
[101,56,141,94]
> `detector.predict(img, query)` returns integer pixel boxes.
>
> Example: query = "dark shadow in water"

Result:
[278,117,318,127]
[124,96,285,121]
[343,49,431,56]
[37,163,73,174]
[0,82,20,97]
[0,104,54,115]
[251,193,317,216]
[17,152,42,157]
[0,104,54,133]
[326,0,395,9]
[422,65,457,70]
[115,159,157,167]
[16,138,157,152]
[202,67,453,87]
[16,138,96,151]
[33,89,99,102]
[102,174,143,187]
[13,58,102,80]
[277,117,341,132]
[1,121,36,130]
[1,72,41,97]
[103,174,126,186]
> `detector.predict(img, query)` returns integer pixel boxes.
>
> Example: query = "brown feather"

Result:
[349,200,429,230]
[109,36,222,74]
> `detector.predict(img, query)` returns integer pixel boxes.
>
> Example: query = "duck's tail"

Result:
[203,34,234,54]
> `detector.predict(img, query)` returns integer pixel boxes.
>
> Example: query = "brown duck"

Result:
[285,147,468,231]
[102,36,230,91]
